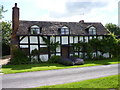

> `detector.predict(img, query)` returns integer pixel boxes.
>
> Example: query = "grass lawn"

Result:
[34,74,119,89]
[2,58,120,74]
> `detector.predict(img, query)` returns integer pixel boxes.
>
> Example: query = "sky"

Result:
[0,0,119,25]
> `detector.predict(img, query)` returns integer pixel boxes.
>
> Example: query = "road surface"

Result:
[2,64,119,88]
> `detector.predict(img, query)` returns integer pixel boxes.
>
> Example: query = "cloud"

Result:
[48,1,108,18]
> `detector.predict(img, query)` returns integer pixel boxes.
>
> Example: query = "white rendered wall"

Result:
[103,53,109,58]
[39,36,46,44]
[89,36,93,40]
[40,55,48,62]
[30,45,38,53]
[50,36,55,42]
[62,36,68,44]
[98,36,103,39]
[56,47,61,52]
[84,36,88,42]
[70,36,73,43]
[20,36,28,43]
[56,36,60,42]
[56,53,61,56]
[74,37,78,43]
[30,36,38,43]
[79,36,83,42]
[20,45,28,48]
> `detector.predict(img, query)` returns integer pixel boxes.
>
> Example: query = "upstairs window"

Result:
[60,26,69,35]
[31,25,41,34]
[89,26,96,35]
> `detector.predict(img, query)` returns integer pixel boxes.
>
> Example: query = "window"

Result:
[89,26,96,35]
[31,25,41,34]
[60,26,69,35]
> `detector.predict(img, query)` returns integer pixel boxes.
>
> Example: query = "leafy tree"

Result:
[105,33,119,58]
[105,23,120,35]
[1,21,12,44]
[1,21,12,56]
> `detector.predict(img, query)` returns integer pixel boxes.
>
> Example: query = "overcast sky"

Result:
[0,0,119,25]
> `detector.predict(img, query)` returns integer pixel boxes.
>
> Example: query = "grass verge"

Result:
[33,74,120,89]
[2,58,120,74]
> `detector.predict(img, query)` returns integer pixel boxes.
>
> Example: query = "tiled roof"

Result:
[17,20,108,35]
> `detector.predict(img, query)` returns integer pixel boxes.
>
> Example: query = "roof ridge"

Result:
[19,20,80,23]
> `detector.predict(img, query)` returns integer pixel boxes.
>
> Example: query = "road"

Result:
[2,64,119,88]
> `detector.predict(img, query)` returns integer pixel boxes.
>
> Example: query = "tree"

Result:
[1,21,12,56]
[0,5,7,19]
[105,23,120,35]
[105,33,119,58]
[1,21,12,44]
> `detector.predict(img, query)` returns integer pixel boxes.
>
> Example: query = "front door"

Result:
[61,45,69,58]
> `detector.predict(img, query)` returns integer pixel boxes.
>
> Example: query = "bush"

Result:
[58,58,74,66]
[48,55,61,63]
[10,48,30,65]
[92,55,107,60]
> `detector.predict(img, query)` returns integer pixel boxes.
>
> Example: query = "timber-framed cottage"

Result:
[11,3,109,62]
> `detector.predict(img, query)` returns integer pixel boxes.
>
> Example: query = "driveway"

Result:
[2,64,119,88]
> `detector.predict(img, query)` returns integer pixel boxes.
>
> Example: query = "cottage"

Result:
[11,3,109,62]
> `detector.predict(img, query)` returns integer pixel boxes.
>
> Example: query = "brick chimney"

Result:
[11,3,19,45]
[11,3,19,59]
[79,20,84,23]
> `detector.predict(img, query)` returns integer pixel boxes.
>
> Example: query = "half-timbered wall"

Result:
[19,35,109,62]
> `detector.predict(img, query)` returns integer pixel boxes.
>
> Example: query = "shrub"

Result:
[48,55,61,63]
[58,58,74,66]
[10,48,30,65]
[71,55,79,58]
[92,55,106,60]
[31,48,42,63]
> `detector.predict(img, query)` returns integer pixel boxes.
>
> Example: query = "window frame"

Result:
[89,26,96,35]
[60,26,70,35]
[30,25,41,34]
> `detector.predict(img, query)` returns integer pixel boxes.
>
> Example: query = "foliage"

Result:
[0,6,10,56]
[72,34,120,59]
[48,55,61,63]
[41,36,60,54]
[31,48,41,63]
[105,33,120,58]
[10,48,29,65]
[31,48,40,57]
[1,21,12,44]
[1,21,12,56]
[72,42,93,59]
[105,23,120,35]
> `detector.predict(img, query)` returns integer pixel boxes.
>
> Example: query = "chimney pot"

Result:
[79,20,84,23]
[15,3,17,7]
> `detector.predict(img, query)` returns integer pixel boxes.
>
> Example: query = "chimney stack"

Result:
[79,20,84,23]
[12,3,19,44]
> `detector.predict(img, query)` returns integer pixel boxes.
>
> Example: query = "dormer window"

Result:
[60,26,69,35]
[89,26,96,35]
[31,25,41,34]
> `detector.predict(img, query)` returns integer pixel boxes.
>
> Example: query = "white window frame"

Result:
[89,26,96,35]
[31,25,40,34]
[61,26,69,35]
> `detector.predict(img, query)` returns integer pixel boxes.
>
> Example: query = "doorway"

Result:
[61,45,69,58]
